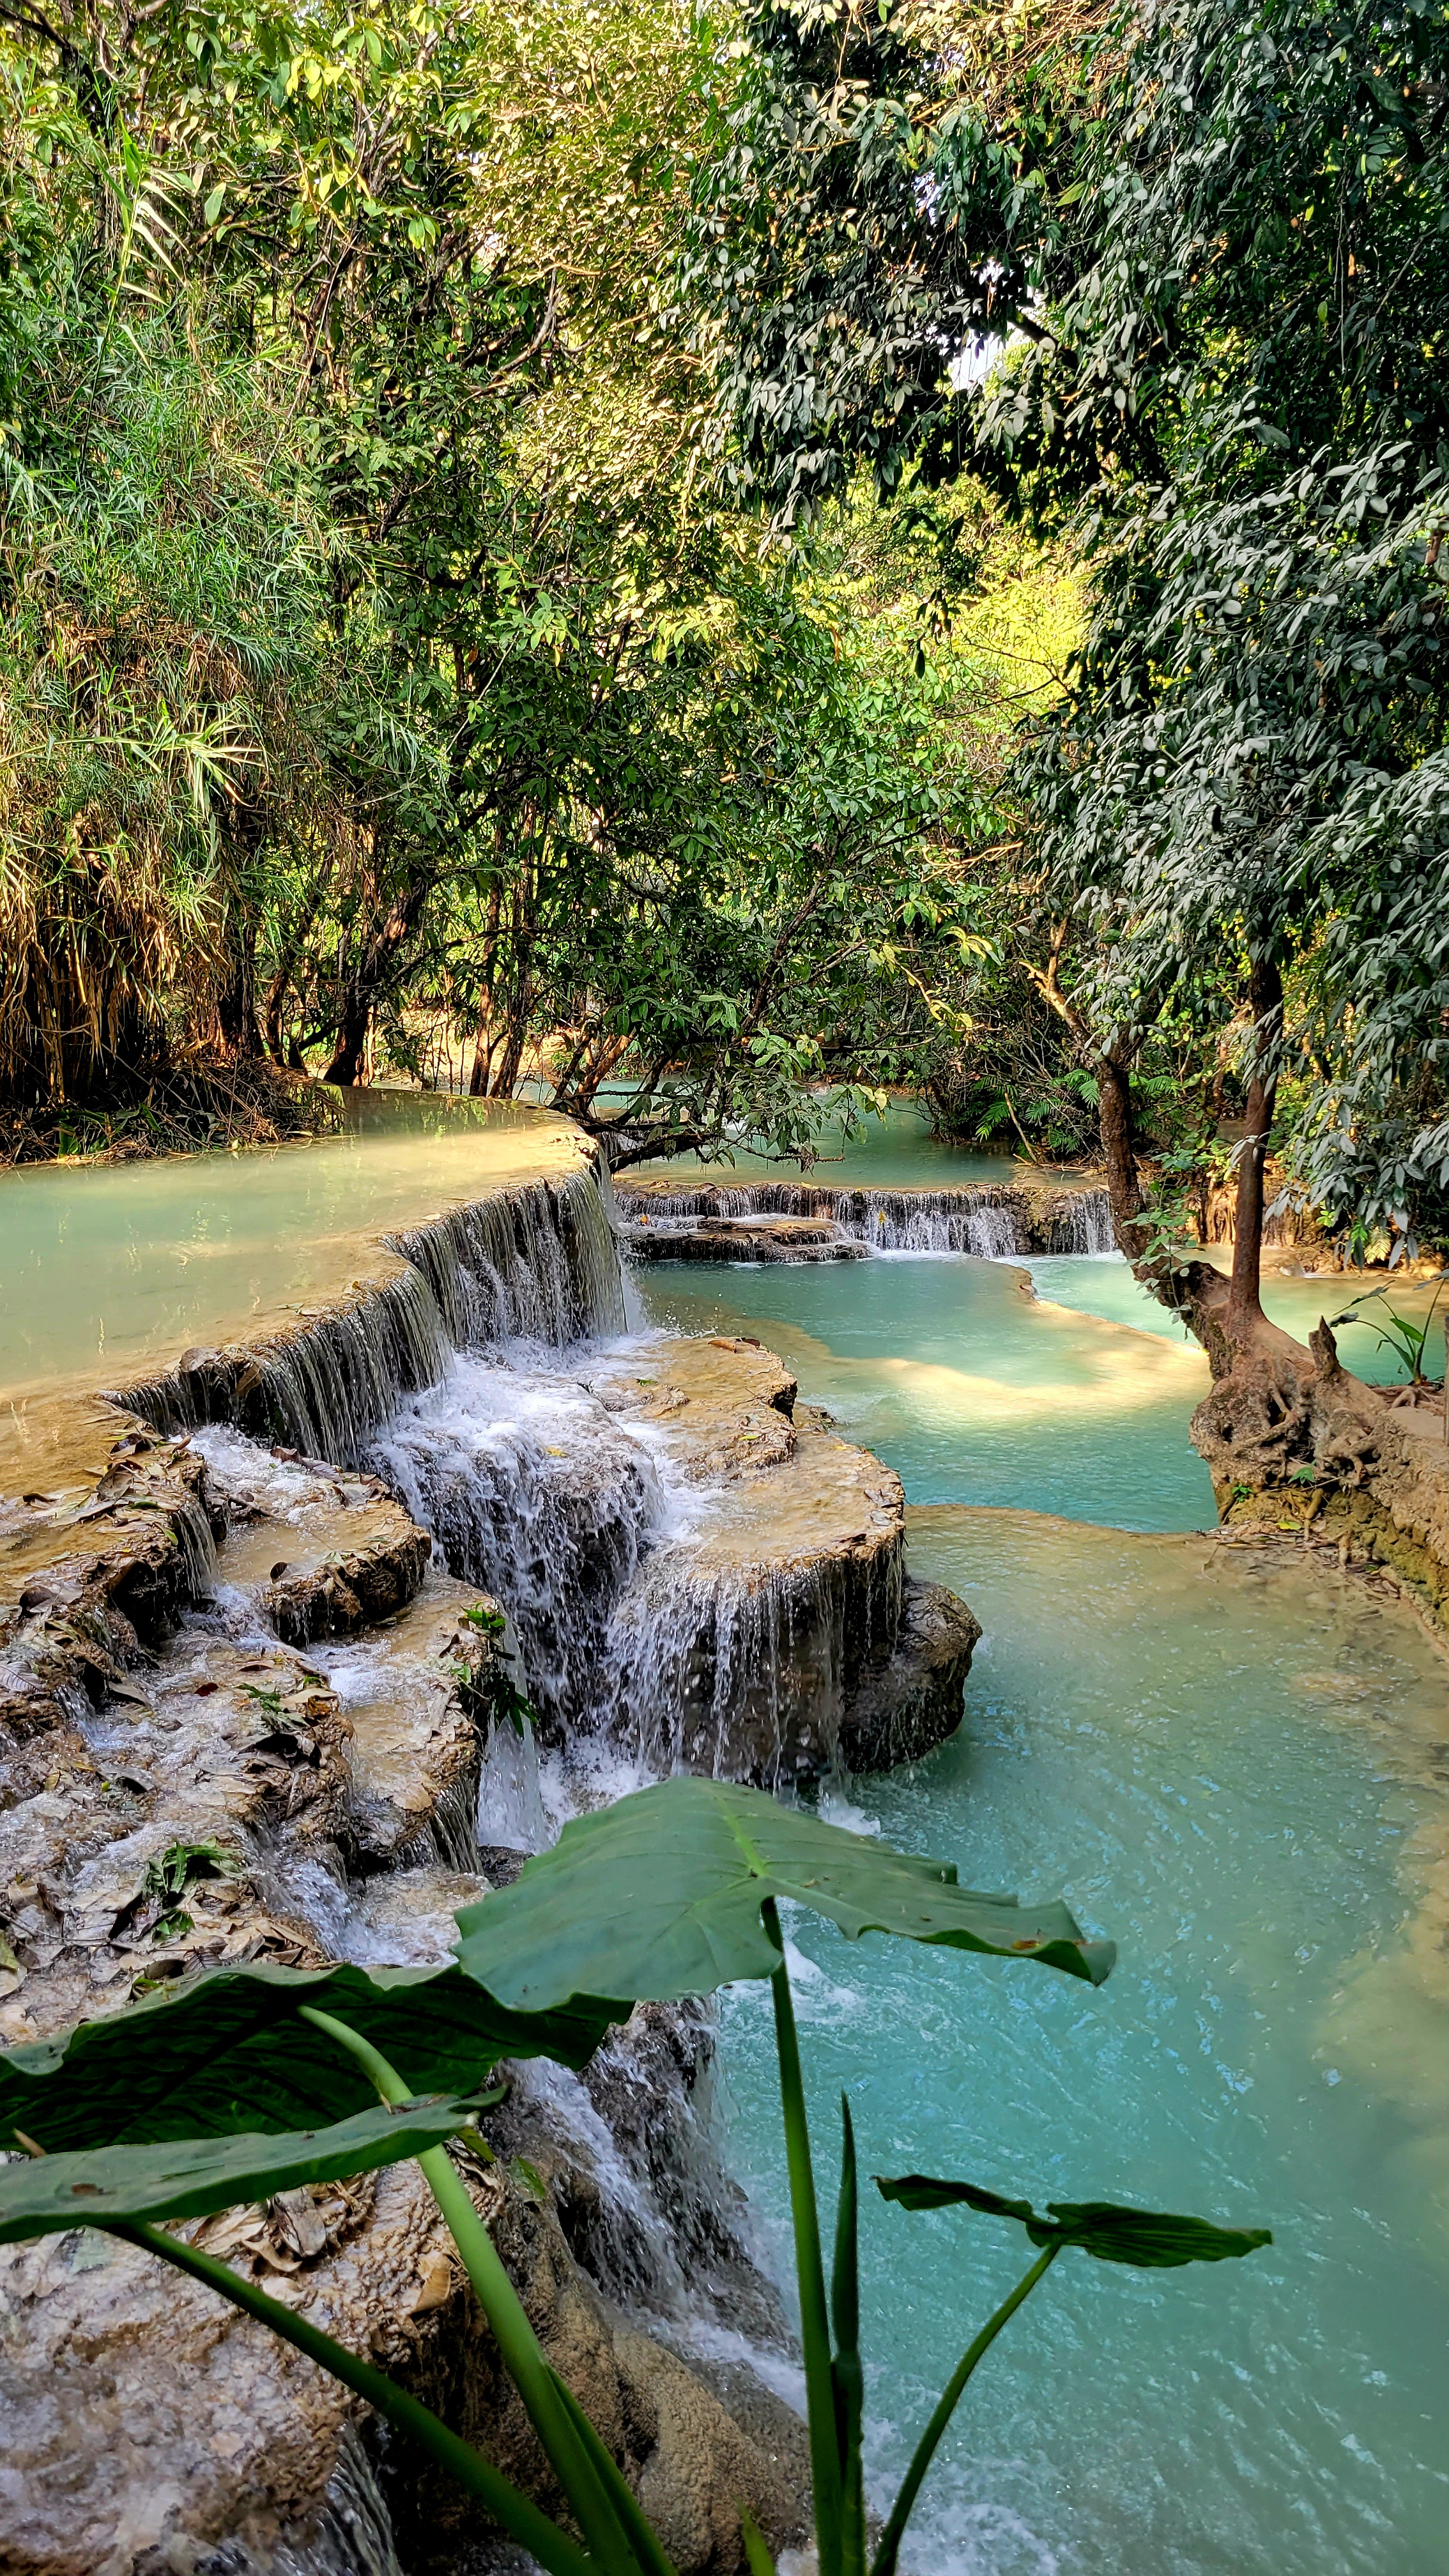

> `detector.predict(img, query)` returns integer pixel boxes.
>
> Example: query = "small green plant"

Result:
[1,1783,1269,2576]
[1328,1275,1449,1386]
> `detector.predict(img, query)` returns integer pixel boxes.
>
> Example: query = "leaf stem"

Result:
[762,1896,843,2575]
[870,2243,1061,2576]
[296,2004,653,2576]
[106,2218,595,2576]
[831,2093,866,2576]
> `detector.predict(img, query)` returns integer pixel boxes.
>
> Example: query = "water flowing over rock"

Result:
[0,1116,994,2576]
[109,1165,625,1468]
[616,1170,1116,1258]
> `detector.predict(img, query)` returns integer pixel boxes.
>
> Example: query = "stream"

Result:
[631,1118,1449,2575]
[3,1100,1446,2572]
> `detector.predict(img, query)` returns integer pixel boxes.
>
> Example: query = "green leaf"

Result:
[454,1777,1114,2016]
[874,2175,1271,2267]
[737,2506,777,2576]
[0,2094,482,2244]
[0,1961,613,2155]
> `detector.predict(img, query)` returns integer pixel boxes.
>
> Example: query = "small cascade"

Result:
[622,1174,1119,1261]
[111,1163,622,1466]
[475,1710,553,1853]
[494,2002,791,2349]
[392,1165,625,1348]
[625,1178,1031,1252]
[604,1531,907,1786]
[962,1201,1025,1259]
[1045,1188,1116,1255]
[272,2427,405,2576]
[369,1355,668,1736]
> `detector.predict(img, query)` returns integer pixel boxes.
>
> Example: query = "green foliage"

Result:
[0,0,1026,1163]
[874,2171,1273,2266]
[0,2094,484,2242]
[0,1781,1265,2576]
[687,0,1449,1257]
[0,1956,611,2152]
[1326,1277,1449,1386]
[452,1773,1115,2009]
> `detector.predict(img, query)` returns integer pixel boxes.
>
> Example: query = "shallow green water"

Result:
[640,1254,1216,1529]
[633,1157,1449,2572]
[0,1091,563,1407]
[646,1097,1076,1193]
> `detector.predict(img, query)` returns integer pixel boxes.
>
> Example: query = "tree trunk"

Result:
[217,914,263,1059]
[321,860,431,1088]
[1096,1046,1147,1260]
[322,992,371,1088]
[1225,954,1283,1342]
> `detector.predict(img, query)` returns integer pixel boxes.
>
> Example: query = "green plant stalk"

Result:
[831,2094,866,2576]
[762,1897,844,2575]
[870,2244,1061,2576]
[297,2006,645,2576]
[105,2218,595,2576]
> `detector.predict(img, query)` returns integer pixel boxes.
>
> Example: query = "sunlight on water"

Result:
[629,1126,1449,2573]
[635,1255,1216,1529]
[717,1513,1449,2575]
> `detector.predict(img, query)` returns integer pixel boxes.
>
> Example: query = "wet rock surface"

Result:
[0,1171,989,2575]
[623,1212,868,1264]
[0,1395,818,2576]
[590,1338,974,1780]
[1,2140,807,2576]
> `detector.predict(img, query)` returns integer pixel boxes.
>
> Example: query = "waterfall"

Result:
[394,1168,625,1348]
[369,1355,668,1737]
[619,1176,1116,1258]
[604,1530,906,1787]
[108,1163,622,1466]
[1045,1188,1116,1255]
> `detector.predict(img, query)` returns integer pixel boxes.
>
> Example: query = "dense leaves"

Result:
[0,0,1031,1168]
[454,1774,1115,2009]
[689,0,1449,1268]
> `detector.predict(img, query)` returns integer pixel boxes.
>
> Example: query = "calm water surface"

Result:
[0,1091,567,1407]
[634,1151,1449,2574]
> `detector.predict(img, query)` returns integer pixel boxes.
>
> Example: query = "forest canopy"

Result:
[1,0,1445,1278]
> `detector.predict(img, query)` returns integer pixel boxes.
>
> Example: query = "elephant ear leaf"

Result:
[875,2174,1271,2267]
[453,1775,1114,2016]
[0,2094,481,2244]
[0,1958,613,2154]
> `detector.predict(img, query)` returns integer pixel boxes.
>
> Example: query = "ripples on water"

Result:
[631,1235,1449,2575]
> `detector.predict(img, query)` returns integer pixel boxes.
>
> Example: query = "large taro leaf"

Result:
[0,2094,484,2244]
[453,1777,1114,2014]
[875,2173,1271,2267]
[0,1959,613,2156]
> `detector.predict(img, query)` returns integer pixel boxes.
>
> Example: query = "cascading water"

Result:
[620,1176,1116,1257]
[369,1354,671,1737]
[113,1163,622,1467]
